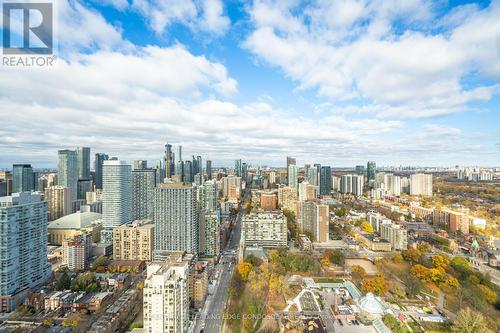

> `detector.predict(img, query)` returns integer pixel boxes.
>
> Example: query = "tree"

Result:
[70,272,96,292]
[402,248,422,263]
[402,275,423,298]
[392,253,404,263]
[245,253,261,267]
[56,270,71,291]
[85,282,98,293]
[432,254,451,269]
[361,275,389,295]
[91,256,108,271]
[440,274,459,289]
[283,209,298,239]
[327,249,345,266]
[410,264,431,281]
[269,273,284,296]
[320,256,330,266]
[477,284,497,304]
[237,262,253,282]
[244,201,252,214]
[360,221,374,233]
[428,267,445,282]
[335,207,347,217]
[351,265,366,279]
[453,307,493,333]
[451,256,473,279]
[417,242,432,253]
[228,270,244,298]
[382,314,409,333]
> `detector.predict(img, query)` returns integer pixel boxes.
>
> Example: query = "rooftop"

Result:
[48,211,102,229]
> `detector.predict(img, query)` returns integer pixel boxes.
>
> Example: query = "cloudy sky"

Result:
[1,0,499,168]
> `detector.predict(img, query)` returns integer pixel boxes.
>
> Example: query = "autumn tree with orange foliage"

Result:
[361,274,388,295]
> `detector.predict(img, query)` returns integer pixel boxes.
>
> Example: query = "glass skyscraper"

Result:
[12,164,34,193]
[76,147,90,180]
[206,160,212,180]
[367,161,377,183]
[94,153,109,189]
[101,159,132,243]
[320,166,332,195]
[58,150,78,201]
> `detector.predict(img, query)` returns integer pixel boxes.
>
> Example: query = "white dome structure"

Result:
[358,293,385,318]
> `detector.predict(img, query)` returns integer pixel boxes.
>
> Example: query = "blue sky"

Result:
[0,0,499,168]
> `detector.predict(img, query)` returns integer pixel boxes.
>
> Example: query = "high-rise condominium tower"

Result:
[164,142,174,178]
[196,156,202,176]
[0,192,51,312]
[174,145,183,176]
[143,260,189,333]
[287,164,298,188]
[101,160,132,243]
[183,160,193,183]
[58,150,78,201]
[153,183,199,255]
[132,168,156,220]
[76,147,90,180]
[410,173,433,196]
[44,185,72,221]
[286,156,296,183]
[319,166,332,195]
[235,159,242,177]
[206,160,212,180]
[367,161,376,183]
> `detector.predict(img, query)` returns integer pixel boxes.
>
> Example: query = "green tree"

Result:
[451,256,473,280]
[327,249,345,266]
[244,253,261,267]
[282,209,298,239]
[382,314,409,333]
[335,207,347,217]
[91,256,108,271]
[56,270,71,291]
[71,272,96,292]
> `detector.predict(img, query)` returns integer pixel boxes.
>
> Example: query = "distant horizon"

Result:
[1,1,499,173]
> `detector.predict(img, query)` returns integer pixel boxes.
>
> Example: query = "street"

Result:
[193,188,247,333]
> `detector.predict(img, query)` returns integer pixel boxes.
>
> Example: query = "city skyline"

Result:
[1,0,499,167]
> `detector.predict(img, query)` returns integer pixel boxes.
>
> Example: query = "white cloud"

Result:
[1,0,498,168]
[199,0,230,35]
[94,0,129,11]
[57,0,132,53]
[129,0,229,36]
[422,124,461,137]
[243,0,500,118]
